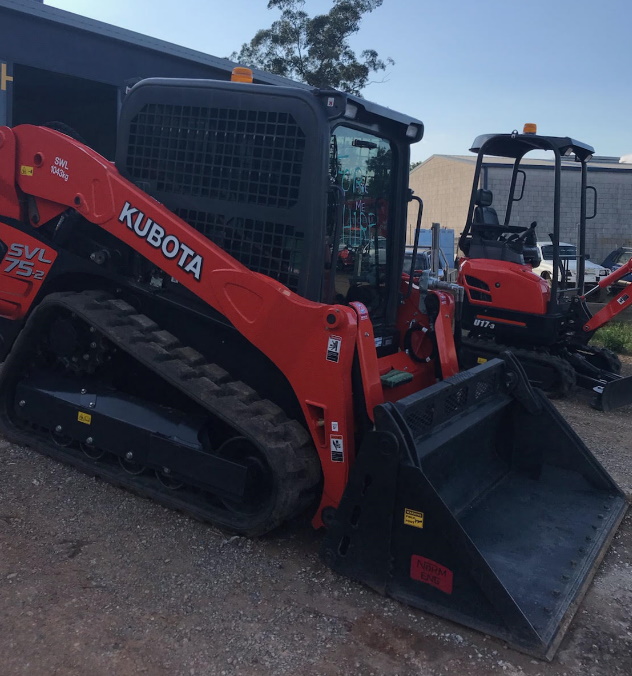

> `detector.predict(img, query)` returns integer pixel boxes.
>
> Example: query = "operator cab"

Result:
[116,76,422,351]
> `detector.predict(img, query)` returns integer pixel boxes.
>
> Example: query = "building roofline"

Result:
[411,154,474,173]
[1,1,423,129]
[0,0,307,88]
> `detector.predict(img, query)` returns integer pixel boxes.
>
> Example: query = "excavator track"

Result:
[461,336,577,398]
[462,337,632,410]
[0,290,321,536]
[578,344,622,374]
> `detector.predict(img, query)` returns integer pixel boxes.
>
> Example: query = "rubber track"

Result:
[0,290,321,536]
[461,336,577,398]
[577,344,622,375]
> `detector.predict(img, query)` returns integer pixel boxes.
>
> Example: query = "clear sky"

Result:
[46,0,632,163]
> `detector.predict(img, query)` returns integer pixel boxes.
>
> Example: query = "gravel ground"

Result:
[0,363,630,676]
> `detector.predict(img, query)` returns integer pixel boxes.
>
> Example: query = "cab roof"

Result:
[470,133,594,162]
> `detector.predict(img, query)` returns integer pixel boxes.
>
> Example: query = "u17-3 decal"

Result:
[473,318,495,329]
[3,243,53,279]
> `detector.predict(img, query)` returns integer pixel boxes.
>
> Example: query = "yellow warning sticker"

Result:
[476,357,488,364]
[77,411,92,425]
[404,508,424,529]
[20,166,34,177]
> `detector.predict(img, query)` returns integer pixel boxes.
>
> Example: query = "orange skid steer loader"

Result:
[0,72,625,659]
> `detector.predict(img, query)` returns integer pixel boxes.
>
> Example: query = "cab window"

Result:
[327,126,394,316]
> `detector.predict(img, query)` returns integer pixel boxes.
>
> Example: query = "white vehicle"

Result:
[403,246,453,281]
[531,241,610,297]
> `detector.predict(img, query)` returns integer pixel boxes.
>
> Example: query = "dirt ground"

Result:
[0,363,630,676]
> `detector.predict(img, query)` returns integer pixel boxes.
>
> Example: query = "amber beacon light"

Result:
[523,122,537,134]
[231,67,254,83]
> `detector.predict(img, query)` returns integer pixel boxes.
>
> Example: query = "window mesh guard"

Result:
[175,208,303,292]
[124,103,308,291]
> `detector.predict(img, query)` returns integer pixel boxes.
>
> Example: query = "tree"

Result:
[231,0,393,96]
[410,160,422,172]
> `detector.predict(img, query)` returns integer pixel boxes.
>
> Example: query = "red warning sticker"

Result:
[410,555,454,594]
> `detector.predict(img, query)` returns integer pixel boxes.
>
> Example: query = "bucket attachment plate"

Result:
[322,357,627,659]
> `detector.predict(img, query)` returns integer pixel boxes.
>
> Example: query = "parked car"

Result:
[601,246,632,290]
[531,241,610,298]
[403,246,451,280]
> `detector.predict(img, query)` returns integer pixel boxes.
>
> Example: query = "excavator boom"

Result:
[583,258,632,332]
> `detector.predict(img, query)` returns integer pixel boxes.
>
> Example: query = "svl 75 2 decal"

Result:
[3,243,53,279]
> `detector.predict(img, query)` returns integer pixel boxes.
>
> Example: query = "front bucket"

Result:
[322,357,627,660]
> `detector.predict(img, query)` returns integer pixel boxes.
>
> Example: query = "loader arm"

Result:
[582,258,632,332]
[0,124,378,525]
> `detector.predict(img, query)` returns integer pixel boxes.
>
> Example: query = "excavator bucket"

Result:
[322,356,627,660]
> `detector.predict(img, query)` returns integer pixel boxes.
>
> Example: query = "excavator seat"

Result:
[465,189,527,263]
[472,188,500,225]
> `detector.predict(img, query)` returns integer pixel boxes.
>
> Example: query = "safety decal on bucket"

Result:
[330,435,344,462]
[410,555,454,594]
[326,335,342,363]
[77,411,92,425]
[404,508,424,529]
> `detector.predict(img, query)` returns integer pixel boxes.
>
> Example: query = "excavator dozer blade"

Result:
[592,374,632,412]
[322,356,627,660]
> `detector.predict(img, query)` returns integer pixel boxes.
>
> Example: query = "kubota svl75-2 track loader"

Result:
[0,75,625,659]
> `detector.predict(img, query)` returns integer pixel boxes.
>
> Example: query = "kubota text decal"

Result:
[118,202,204,281]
